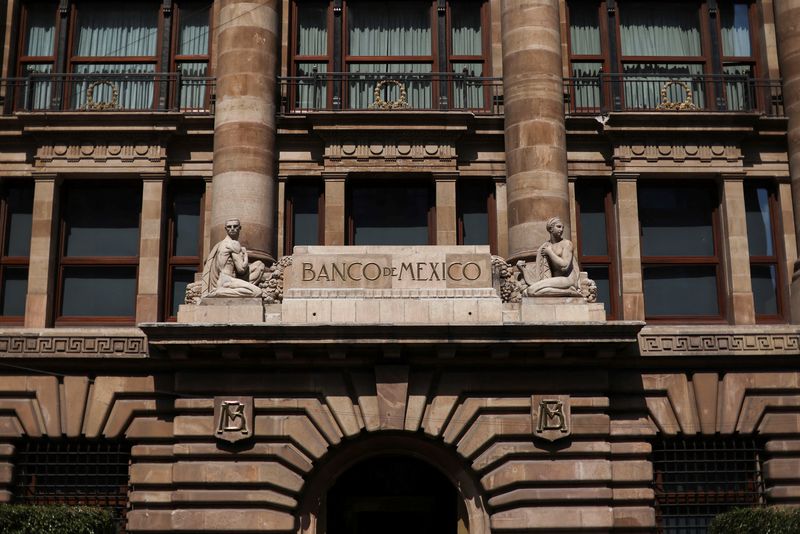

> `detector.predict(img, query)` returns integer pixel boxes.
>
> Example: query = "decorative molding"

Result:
[36,141,166,165]
[0,334,147,357]
[532,394,571,442]
[324,138,456,168]
[639,331,800,356]
[614,142,741,165]
[214,396,254,444]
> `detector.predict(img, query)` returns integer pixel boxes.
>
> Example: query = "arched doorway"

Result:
[325,455,464,534]
[297,434,490,534]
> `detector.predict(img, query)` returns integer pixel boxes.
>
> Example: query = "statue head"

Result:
[545,217,564,240]
[224,218,242,240]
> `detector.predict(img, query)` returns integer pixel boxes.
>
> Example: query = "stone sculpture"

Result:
[491,217,597,303]
[184,218,293,305]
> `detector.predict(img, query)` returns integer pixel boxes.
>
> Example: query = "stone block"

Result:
[612,460,653,482]
[613,506,656,528]
[491,506,613,530]
[521,297,606,322]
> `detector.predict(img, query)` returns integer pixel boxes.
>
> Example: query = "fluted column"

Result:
[211,0,279,262]
[501,0,569,261]
[775,0,800,321]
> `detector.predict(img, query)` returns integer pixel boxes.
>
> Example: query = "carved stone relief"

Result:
[214,396,254,444]
[532,394,571,442]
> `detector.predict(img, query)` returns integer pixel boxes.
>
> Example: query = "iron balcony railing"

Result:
[0,72,215,114]
[564,73,784,117]
[278,71,504,115]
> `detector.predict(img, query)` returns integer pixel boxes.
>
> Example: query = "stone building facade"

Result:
[0,0,798,533]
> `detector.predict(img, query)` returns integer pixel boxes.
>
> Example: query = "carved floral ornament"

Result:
[369,79,410,110]
[84,80,120,111]
[656,80,697,111]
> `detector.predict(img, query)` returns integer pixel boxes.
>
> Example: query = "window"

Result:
[744,182,784,321]
[0,183,34,323]
[16,0,211,111]
[164,181,204,320]
[457,179,496,253]
[565,1,760,112]
[348,180,434,245]
[285,180,323,254]
[639,182,723,320]
[289,0,489,110]
[653,437,764,534]
[56,182,141,323]
[575,181,617,318]
[13,438,131,530]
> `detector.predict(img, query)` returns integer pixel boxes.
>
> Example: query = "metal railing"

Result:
[0,73,215,114]
[278,71,504,115]
[564,73,784,117]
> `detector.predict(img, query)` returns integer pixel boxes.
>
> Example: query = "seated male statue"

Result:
[518,216,584,298]
[201,218,266,298]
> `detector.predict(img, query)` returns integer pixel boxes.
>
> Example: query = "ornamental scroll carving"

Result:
[184,218,292,304]
[491,217,597,303]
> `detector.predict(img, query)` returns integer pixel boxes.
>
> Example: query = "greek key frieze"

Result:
[0,335,146,357]
[639,333,800,356]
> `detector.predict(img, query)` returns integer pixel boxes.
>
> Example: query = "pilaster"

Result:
[614,174,644,321]
[24,174,59,328]
[324,174,346,246]
[721,175,755,324]
[135,174,166,323]
[435,174,457,246]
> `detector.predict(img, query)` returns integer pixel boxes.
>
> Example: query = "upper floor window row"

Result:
[17,0,211,111]
[565,0,774,113]
[288,0,493,111]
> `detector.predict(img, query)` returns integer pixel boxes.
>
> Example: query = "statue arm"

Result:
[545,241,574,272]
[231,250,249,275]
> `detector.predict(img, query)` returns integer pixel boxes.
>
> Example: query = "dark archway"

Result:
[296,434,490,534]
[325,455,460,534]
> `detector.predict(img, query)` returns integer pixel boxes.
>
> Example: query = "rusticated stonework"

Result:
[0,332,147,357]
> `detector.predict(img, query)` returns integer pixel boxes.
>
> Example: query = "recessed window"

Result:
[576,181,617,318]
[653,437,764,534]
[0,183,34,322]
[16,0,211,111]
[285,180,323,254]
[639,183,723,320]
[457,180,495,252]
[289,0,489,111]
[165,181,204,320]
[348,181,433,245]
[13,438,131,530]
[744,182,784,320]
[57,182,141,323]
[565,1,760,113]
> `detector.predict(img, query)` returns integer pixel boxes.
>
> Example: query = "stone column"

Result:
[720,175,755,325]
[775,0,800,321]
[614,175,644,321]
[501,0,569,261]
[211,0,280,262]
[24,174,59,328]
[135,175,166,323]
[435,174,457,246]
[323,174,346,246]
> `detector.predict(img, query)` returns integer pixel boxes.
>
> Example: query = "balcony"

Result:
[278,71,503,115]
[0,73,215,114]
[564,73,784,117]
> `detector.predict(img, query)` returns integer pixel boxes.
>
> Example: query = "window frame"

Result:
[744,180,786,323]
[288,0,492,111]
[163,179,205,321]
[285,179,325,255]
[0,181,34,325]
[54,180,141,326]
[638,180,726,323]
[346,178,436,246]
[456,178,496,254]
[575,179,618,320]
[170,0,213,111]
[16,1,59,76]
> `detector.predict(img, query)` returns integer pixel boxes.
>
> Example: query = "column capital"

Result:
[321,172,347,183]
[719,172,746,182]
[612,172,640,182]
[432,172,458,183]
[141,172,168,182]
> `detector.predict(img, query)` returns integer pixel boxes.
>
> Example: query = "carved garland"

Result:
[657,80,697,111]
[369,79,410,110]
[84,81,120,111]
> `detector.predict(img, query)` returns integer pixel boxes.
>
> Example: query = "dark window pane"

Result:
[348,1,431,56]
[297,1,328,56]
[25,5,56,56]
[585,266,610,313]
[751,264,778,316]
[1,267,28,316]
[172,186,202,257]
[352,184,430,245]
[721,1,751,57]
[63,183,141,257]
[170,267,196,317]
[568,1,600,55]
[451,1,482,56]
[459,182,489,246]
[577,183,609,256]
[177,2,210,55]
[639,184,716,257]
[643,265,719,316]
[61,267,136,317]
[744,184,774,256]
[619,3,701,56]
[5,184,34,257]
[290,183,321,247]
